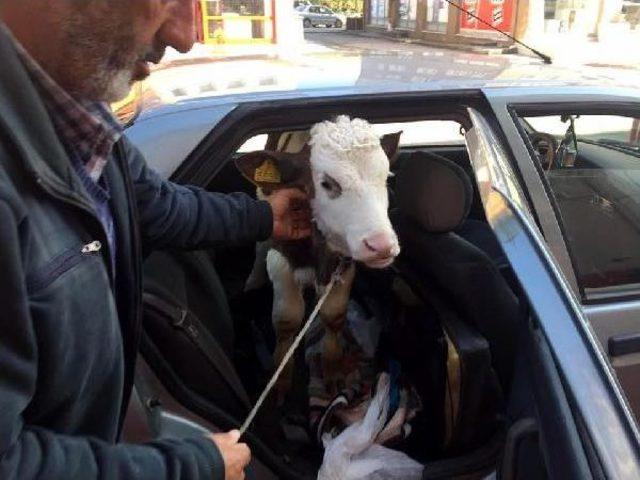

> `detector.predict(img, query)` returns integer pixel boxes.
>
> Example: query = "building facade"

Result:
[196,0,277,44]
[363,0,629,47]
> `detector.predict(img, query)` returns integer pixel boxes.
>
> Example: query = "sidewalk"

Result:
[529,29,640,70]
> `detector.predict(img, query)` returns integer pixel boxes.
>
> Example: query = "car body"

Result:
[117,49,640,479]
[296,4,343,28]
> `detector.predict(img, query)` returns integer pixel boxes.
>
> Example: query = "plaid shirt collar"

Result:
[6,25,123,183]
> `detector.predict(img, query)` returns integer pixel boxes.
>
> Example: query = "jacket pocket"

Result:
[26,240,103,293]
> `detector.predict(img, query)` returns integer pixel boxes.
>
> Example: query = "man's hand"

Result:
[266,188,312,241]
[209,430,251,480]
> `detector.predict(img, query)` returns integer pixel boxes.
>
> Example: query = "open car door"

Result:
[482,89,640,422]
[465,107,640,479]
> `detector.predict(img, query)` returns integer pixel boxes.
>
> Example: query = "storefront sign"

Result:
[460,0,515,33]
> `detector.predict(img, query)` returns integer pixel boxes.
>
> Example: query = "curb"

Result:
[337,29,513,56]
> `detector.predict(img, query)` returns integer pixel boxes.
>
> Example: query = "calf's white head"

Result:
[236,116,401,268]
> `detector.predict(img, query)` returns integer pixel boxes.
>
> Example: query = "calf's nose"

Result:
[363,232,397,257]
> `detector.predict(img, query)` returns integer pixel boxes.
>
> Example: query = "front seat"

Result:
[392,151,521,397]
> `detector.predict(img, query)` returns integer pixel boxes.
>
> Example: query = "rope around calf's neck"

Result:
[239,260,348,437]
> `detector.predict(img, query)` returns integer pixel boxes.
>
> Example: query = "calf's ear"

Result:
[380,131,403,165]
[234,148,311,191]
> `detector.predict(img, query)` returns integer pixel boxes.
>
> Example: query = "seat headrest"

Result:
[395,151,473,233]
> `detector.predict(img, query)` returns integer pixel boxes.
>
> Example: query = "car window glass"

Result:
[235,121,464,154]
[373,120,464,146]
[310,6,319,13]
[237,134,268,152]
[517,112,640,301]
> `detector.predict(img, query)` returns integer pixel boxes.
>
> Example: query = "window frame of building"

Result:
[369,0,390,26]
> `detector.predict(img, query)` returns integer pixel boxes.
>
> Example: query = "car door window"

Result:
[516,112,640,302]
[309,6,319,13]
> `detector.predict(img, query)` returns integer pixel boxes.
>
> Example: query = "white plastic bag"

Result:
[318,373,424,480]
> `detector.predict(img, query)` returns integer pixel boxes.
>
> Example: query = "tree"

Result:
[311,0,364,14]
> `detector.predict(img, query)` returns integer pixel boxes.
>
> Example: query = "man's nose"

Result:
[159,0,196,53]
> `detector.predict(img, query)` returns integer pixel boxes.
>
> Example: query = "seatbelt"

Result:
[239,259,349,437]
[143,292,252,409]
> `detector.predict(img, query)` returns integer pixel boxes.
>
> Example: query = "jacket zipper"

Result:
[81,240,102,254]
[31,174,113,282]
[26,240,103,292]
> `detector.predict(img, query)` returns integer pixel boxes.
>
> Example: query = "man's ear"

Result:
[234,148,311,192]
[380,131,403,165]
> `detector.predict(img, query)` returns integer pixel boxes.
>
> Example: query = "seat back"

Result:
[391,151,521,452]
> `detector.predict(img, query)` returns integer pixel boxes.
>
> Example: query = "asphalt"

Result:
[306,29,640,73]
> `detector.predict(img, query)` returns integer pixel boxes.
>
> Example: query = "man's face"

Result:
[58,0,195,102]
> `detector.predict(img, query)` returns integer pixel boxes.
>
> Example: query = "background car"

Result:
[296,4,343,28]
[117,51,640,479]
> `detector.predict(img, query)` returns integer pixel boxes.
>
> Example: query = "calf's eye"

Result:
[320,174,342,199]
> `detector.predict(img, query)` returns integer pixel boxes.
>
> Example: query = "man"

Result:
[0,1,311,479]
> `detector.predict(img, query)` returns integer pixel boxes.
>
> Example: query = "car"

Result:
[116,49,640,479]
[296,4,343,29]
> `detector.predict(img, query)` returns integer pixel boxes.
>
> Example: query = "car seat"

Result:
[387,151,522,456]
[392,150,520,390]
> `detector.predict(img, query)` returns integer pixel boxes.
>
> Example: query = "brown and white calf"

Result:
[236,116,401,399]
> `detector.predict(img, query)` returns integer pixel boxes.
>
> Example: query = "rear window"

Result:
[373,120,464,146]
[236,119,465,153]
[518,112,640,301]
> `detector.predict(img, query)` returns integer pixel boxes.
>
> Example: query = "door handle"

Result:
[608,333,640,357]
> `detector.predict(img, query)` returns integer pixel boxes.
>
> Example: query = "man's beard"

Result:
[59,6,148,102]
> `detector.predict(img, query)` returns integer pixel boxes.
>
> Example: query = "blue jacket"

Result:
[0,29,272,479]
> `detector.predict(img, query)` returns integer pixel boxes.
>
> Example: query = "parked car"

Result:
[116,50,640,479]
[296,4,343,28]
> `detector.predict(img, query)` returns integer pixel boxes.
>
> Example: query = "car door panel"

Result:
[466,107,640,478]
[588,300,640,420]
[484,90,640,424]
[123,358,280,480]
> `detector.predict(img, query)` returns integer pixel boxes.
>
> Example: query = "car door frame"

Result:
[466,105,640,478]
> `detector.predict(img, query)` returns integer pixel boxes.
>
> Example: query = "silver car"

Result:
[118,50,640,479]
[296,4,343,29]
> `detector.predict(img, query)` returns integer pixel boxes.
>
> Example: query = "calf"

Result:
[236,116,401,400]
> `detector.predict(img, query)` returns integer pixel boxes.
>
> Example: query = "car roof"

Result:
[119,48,640,124]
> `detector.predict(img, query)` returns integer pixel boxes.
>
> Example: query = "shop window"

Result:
[207,19,225,39]
[425,0,448,32]
[369,0,389,26]
[222,0,265,15]
[204,1,265,17]
[544,0,556,19]
[205,0,222,16]
[397,0,418,30]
